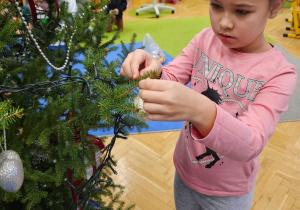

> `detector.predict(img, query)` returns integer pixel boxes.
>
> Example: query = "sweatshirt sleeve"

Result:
[160,32,201,84]
[191,66,297,162]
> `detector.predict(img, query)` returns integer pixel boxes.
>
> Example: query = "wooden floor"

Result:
[108,1,300,209]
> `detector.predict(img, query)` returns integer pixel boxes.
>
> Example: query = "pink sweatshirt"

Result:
[160,27,297,196]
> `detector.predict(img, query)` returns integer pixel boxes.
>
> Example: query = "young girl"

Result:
[120,0,297,209]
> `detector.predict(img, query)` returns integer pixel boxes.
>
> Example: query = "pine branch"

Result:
[117,70,161,99]
[0,100,23,126]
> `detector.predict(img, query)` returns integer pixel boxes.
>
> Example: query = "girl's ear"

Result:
[269,0,286,19]
[269,13,276,19]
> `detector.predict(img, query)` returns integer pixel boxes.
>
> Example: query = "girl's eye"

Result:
[236,10,250,15]
[210,3,222,10]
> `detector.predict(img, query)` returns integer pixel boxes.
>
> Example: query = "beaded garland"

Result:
[15,2,76,71]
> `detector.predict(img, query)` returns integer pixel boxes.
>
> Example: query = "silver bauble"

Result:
[133,95,149,122]
[0,150,24,192]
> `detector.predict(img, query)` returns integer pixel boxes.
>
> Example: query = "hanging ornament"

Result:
[0,150,24,193]
[133,95,149,122]
[0,122,24,193]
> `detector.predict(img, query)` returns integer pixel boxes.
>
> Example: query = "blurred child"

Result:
[35,0,49,11]
[106,0,127,32]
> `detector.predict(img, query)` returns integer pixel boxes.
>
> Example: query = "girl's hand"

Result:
[121,49,163,80]
[110,8,119,15]
[139,78,217,136]
[113,8,119,15]
[139,78,199,122]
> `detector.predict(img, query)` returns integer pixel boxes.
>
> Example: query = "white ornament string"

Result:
[0,113,8,152]
[15,2,77,71]
[3,124,6,151]
[0,127,4,152]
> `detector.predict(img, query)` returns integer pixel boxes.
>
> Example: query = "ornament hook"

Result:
[0,113,8,152]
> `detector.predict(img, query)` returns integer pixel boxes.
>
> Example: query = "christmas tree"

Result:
[0,1,159,209]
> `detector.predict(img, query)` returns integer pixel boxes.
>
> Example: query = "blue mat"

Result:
[78,42,184,136]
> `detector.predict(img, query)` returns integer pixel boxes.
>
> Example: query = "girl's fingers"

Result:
[139,88,165,105]
[121,49,162,80]
[121,50,149,80]
[139,78,172,91]
[143,101,166,115]
[120,52,134,79]
[130,50,151,79]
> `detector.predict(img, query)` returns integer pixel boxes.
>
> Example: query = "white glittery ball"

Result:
[133,95,149,122]
[0,150,24,192]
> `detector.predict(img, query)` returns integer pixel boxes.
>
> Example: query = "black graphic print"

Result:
[195,147,220,168]
[201,81,222,105]
[195,81,222,168]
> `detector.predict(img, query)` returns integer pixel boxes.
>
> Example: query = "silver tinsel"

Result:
[0,150,24,192]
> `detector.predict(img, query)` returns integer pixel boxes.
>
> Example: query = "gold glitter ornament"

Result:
[0,150,24,192]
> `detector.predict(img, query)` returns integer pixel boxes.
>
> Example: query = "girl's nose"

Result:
[219,14,234,29]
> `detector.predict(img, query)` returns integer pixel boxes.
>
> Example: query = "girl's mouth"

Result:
[219,34,234,42]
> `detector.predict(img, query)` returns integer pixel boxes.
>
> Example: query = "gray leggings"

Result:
[174,172,254,210]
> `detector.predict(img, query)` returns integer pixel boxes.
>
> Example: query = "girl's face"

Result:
[209,0,276,53]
